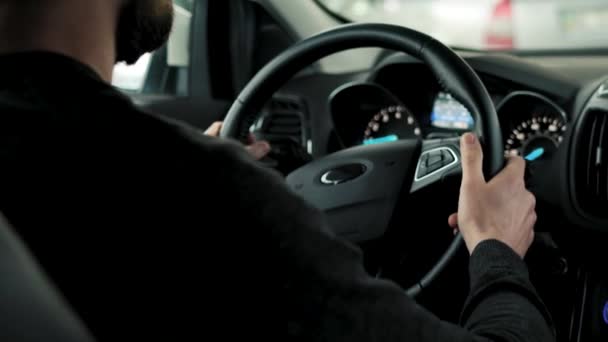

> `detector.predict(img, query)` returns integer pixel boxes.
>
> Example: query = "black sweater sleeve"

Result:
[461,240,556,341]
[183,131,555,342]
[288,237,555,342]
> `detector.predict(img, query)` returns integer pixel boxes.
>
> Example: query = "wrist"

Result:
[468,239,529,285]
[461,230,497,255]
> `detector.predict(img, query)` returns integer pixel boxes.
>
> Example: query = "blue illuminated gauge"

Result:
[363,106,421,145]
[504,114,567,161]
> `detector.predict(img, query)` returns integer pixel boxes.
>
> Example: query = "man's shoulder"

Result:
[0,84,253,178]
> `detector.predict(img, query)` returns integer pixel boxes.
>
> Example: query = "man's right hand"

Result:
[448,133,537,258]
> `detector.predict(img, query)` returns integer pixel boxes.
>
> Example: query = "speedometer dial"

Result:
[363,106,421,145]
[504,114,567,161]
[499,92,568,162]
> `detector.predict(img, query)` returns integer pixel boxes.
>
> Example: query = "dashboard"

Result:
[328,61,569,164]
[266,50,607,235]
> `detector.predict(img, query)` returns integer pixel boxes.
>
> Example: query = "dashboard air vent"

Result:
[574,110,608,218]
[262,97,306,145]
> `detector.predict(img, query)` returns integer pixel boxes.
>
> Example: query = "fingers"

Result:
[206,122,270,160]
[460,133,485,186]
[448,213,459,235]
[490,156,526,190]
[523,192,537,228]
[503,156,527,182]
[247,133,258,145]
[246,141,271,160]
[522,209,537,256]
[518,192,537,257]
[204,121,223,137]
[526,191,537,211]
[448,213,458,228]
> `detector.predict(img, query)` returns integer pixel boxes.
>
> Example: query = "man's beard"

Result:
[115,0,174,65]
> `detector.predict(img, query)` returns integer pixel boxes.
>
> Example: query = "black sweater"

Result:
[0,52,554,341]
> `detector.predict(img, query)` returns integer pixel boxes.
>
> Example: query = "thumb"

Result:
[460,133,485,185]
[246,141,271,160]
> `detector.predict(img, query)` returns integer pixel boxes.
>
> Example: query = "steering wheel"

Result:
[221,23,503,297]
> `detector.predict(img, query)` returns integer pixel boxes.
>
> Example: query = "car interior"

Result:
[3,0,608,341]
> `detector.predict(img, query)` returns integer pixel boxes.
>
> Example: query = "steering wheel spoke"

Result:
[411,137,462,193]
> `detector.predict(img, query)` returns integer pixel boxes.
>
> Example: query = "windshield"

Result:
[317,0,608,51]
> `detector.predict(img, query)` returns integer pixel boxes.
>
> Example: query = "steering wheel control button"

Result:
[415,147,459,182]
[320,164,367,186]
[421,153,430,165]
[427,153,443,168]
[427,161,444,175]
[441,149,455,164]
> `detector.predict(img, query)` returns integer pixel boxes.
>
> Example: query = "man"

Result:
[0,0,554,341]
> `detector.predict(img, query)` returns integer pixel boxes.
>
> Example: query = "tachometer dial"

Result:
[363,106,421,145]
[504,114,567,161]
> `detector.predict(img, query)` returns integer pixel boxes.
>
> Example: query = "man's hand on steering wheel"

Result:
[205,121,271,160]
[449,133,537,258]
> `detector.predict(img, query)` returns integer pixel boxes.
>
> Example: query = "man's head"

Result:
[115,0,175,64]
[0,0,175,79]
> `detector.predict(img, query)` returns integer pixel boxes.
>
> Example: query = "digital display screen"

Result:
[431,92,474,130]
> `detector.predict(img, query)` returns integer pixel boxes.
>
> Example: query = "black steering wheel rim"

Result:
[221,23,503,297]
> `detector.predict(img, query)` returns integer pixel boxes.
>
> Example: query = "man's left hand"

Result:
[205,121,271,160]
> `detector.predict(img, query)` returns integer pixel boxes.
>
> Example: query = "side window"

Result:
[112,0,194,96]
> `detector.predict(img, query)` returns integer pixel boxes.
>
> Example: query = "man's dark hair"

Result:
[115,0,174,64]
